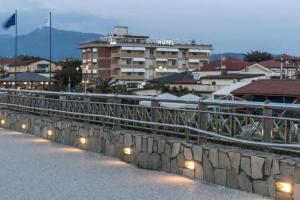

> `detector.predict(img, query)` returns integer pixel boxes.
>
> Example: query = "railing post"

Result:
[263,101,273,143]
[113,97,121,130]
[151,99,160,133]
[198,100,208,130]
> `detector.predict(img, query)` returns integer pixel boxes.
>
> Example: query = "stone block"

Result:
[162,155,170,172]
[135,135,142,152]
[203,154,215,183]
[142,138,148,152]
[219,151,231,170]
[228,152,240,174]
[279,162,295,179]
[267,176,276,198]
[158,140,165,154]
[153,140,158,153]
[148,138,153,154]
[184,147,193,160]
[238,172,252,193]
[176,152,184,168]
[253,180,269,196]
[295,165,300,182]
[170,159,178,173]
[264,157,273,176]
[251,156,264,179]
[150,153,161,170]
[272,159,280,175]
[195,162,203,180]
[209,149,218,168]
[124,134,133,147]
[241,156,251,177]
[164,143,171,157]
[215,169,226,186]
[172,143,181,158]
[192,145,202,162]
[226,170,239,189]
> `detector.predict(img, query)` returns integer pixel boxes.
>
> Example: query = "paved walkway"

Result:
[0,129,270,200]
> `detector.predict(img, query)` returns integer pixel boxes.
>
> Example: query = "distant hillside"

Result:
[211,53,245,61]
[0,27,101,60]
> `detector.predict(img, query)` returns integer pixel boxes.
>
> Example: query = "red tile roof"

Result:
[232,80,300,97]
[259,59,298,69]
[200,57,253,72]
[0,58,15,65]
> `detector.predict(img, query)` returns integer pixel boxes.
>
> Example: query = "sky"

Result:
[1,0,300,55]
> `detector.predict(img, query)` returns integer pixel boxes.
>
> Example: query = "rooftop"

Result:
[148,71,194,84]
[232,79,300,97]
[200,57,253,71]
[259,59,299,69]
[1,72,51,82]
[201,74,265,80]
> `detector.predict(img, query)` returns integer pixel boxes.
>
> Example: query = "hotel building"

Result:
[78,26,213,82]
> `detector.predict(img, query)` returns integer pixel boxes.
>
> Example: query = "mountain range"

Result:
[0,27,245,61]
[0,27,101,60]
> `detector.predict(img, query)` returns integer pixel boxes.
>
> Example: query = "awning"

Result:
[121,46,145,51]
[156,48,179,52]
[156,58,168,62]
[132,58,146,62]
[188,59,200,63]
[188,49,210,53]
[120,68,146,73]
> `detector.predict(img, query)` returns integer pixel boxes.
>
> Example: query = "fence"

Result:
[0,88,300,152]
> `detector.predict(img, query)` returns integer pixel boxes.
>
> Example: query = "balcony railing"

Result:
[0,89,300,153]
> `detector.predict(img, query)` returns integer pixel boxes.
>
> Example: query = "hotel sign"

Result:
[157,39,174,46]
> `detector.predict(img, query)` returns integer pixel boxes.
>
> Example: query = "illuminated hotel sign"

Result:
[157,39,174,46]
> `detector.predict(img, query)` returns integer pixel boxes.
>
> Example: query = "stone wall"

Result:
[1,110,300,200]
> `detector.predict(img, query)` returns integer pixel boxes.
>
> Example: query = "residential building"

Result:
[78,26,213,82]
[199,57,278,78]
[7,58,62,77]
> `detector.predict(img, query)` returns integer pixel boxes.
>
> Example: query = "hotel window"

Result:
[212,81,216,85]
[126,60,131,65]
[172,60,176,65]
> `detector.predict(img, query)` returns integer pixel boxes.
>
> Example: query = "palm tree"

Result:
[94,78,119,93]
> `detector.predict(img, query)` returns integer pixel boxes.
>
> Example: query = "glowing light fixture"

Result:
[1,119,5,125]
[47,130,52,136]
[123,148,131,155]
[80,137,86,144]
[184,160,195,170]
[276,182,293,194]
[21,124,26,129]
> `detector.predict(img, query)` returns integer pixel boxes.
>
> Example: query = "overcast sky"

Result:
[1,0,300,54]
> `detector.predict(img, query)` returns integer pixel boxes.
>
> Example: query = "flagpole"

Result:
[49,12,52,84]
[14,10,18,88]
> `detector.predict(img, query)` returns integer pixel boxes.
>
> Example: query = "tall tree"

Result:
[244,51,273,62]
[54,59,82,90]
[94,77,119,93]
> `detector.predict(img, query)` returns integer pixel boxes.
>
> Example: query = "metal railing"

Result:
[0,88,300,152]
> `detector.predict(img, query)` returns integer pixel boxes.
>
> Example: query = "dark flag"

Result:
[3,13,16,29]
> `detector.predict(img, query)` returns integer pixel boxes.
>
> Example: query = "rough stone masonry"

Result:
[1,110,300,200]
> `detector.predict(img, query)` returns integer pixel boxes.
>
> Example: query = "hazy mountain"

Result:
[0,28,246,62]
[0,27,101,60]
[211,53,245,61]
